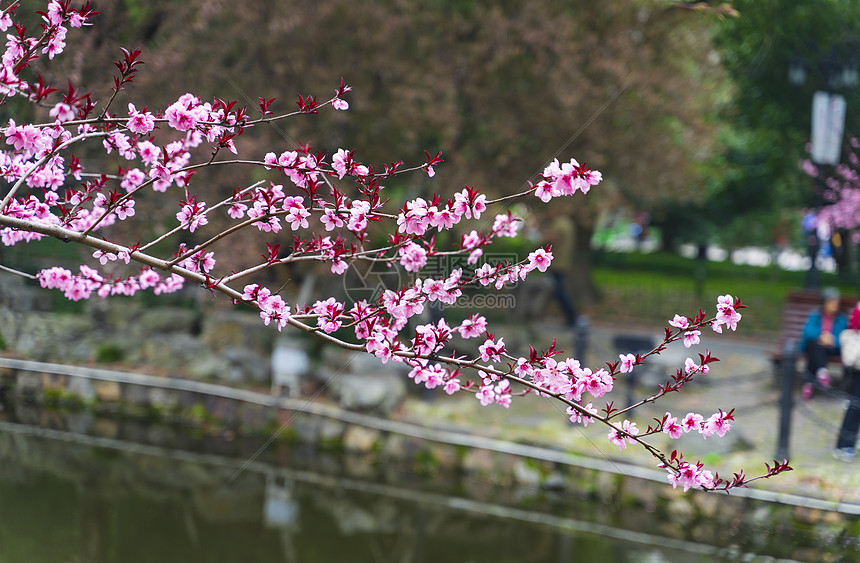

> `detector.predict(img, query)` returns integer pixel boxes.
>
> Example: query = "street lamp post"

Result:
[789,47,859,289]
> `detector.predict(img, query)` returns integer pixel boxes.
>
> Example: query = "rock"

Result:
[15,313,95,361]
[290,413,321,444]
[65,412,94,433]
[342,426,381,453]
[201,309,273,352]
[148,387,180,411]
[318,418,346,447]
[138,307,199,335]
[67,377,93,401]
[542,471,568,491]
[223,347,269,383]
[328,372,406,414]
[462,448,495,474]
[426,443,459,469]
[382,433,424,461]
[93,380,121,402]
[187,353,232,381]
[512,458,542,487]
[15,371,42,400]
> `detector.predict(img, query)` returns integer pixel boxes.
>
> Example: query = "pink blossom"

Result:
[608,419,638,450]
[5,120,45,155]
[397,198,430,236]
[260,294,291,331]
[461,230,481,250]
[127,103,155,135]
[121,168,146,192]
[456,314,487,339]
[669,461,708,492]
[714,294,741,331]
[92,249,116,265]
[49,101,75,122]
[332,98,349,111]
[444,378,461,395]
[227,201,247,219]
[681,412,704,433]
[332,149,350,178]
[683,330,701,348]
[46,1,64,25]
[331,258,347,275]
[476,384,496,406]
[618,353,636,374]
[662,413,683,439]
[312,297,344,333]
[347,200,371,233]
[165,95,202,131]
[528,247,553,272]
[68,11,86,27]
[176,200,208,232]
[703,411,731,438]
[581,368,613,398]
[492,213,520,238]
[668,314,689,330]
[398,242,428,273]
[494,379,512,408]
[283,196,310,230]
[138,270,161,289]
[566,402,597,426]
[467,248,483,265]
[321,208,344,231]
[478,337,506,363]
[43,25,66,59]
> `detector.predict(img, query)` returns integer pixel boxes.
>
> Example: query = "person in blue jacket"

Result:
[800,286,847,400]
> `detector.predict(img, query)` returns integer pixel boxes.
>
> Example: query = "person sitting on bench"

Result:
[800,286,847,400]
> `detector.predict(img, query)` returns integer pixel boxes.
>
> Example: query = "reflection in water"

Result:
[0,413,831,562]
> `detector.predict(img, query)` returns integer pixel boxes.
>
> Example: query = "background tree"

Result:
[20,0,727,305]
[677,0,860,253]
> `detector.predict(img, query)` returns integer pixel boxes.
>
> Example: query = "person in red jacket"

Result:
[834,299,860,461]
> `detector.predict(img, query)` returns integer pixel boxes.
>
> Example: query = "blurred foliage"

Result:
[16,0,728,303]
[668,0,860,251]
[590,250,857,336]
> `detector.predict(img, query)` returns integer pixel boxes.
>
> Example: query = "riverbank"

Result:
[1,347,859,561]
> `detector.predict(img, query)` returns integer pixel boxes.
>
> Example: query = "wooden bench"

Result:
[772,289,858,382]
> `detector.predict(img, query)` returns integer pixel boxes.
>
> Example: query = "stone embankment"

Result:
[0,356,858,560]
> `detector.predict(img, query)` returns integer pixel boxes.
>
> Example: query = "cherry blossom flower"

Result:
[478,336,505,363]
[444,377,461,395]
[608,419,638,450]
[668,314,689,330]
[618,353,636,374]
[662,413,683,439]
[681,412,704,433]
[703,410,732,438]
[398,242,428,273]
[714,294,742,331]
[528,247,553,272]
[456,314,487,339]
[127,103,155,135]
[683,330,701,348]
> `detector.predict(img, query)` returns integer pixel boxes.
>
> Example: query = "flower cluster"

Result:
[0,2,790,493]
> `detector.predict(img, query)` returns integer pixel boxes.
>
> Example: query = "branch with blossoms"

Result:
[0,1,792,493]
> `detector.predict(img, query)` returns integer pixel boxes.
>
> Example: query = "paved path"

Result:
[400,321,860,505]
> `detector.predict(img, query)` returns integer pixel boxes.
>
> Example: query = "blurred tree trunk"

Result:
[571,222,598,306]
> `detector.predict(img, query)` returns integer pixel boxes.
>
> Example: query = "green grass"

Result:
[589,251,858,338]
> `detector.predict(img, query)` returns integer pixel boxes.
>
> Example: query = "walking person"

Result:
[543,205,578,327]
[834,300,860,461]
